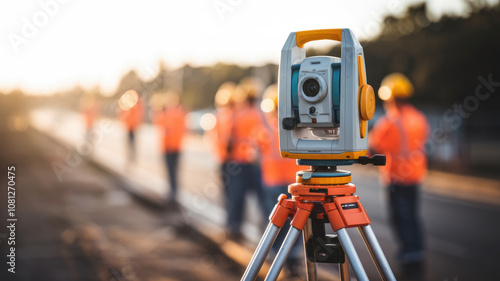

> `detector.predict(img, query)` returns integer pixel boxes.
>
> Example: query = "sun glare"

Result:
[118,90,139,110]
[200,112,217,131]
[260,98,275,113]
[378,85,392,101]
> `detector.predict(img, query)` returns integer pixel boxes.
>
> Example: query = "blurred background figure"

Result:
[212,82,237,201]
[259,84,304,277]
[80,94,99,145]
[369,73,430,279]
[119,89,144,163]
[225,77,267,241]
[152,90,187,202]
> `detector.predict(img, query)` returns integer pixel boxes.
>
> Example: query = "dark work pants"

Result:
[226,163,265,234]
[220,162,230,201]
[127,130,136,162]
[388,183,424,263]
[165,152,180,199]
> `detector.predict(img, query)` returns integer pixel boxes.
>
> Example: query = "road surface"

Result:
[0,114,243,281]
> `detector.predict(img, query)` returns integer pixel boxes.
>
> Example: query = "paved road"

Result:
[0,118,242,281]
[30,108,500,280]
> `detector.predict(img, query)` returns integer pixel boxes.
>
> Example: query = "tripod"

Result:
[241,157,396,281]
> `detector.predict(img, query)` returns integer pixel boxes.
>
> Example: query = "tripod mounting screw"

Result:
[357,154,386,166]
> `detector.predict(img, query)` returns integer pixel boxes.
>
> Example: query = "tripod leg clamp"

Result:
[325,196,371,231]
[269,195,295,228]
[324,202,346,231]
[291,202,314,230]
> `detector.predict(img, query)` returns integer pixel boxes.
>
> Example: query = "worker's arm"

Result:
[368,117,400,155]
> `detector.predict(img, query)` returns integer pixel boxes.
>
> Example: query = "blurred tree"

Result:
[360,2,500,108]
[113,70,143,98]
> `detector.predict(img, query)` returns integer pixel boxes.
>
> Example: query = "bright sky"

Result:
[0,0,470,95]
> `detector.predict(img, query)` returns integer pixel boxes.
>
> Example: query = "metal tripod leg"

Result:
[336,228,369,281]
[265,226,302,281]
[339,255,350,281]
[241,222,281,281]
[359,225,396,281]
[303,219,317,281]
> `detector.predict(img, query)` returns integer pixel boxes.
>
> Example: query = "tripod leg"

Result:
[303,219,317,281]
[241,222,281,281]
[336,228,369,281]
[358,225,396,281]
[265,226,302,281]
[339,255,350,281]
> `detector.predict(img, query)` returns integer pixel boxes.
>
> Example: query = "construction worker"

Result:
[152,91,187,202]
[81,94,99,143]
[369,73,430,275]
[259,84,305,276]
[225,77,267,241]
[119,89,144,163]
[212,82,237,200]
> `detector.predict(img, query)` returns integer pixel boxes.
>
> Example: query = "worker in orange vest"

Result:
[225,77,267,241]
[119,90,144,163]
[81,94,99,143]
[369,73,430,273]
[152,91,187,202]
[259,84,305,276]
[212,82,237,200]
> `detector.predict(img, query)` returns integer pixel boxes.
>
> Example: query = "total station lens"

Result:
[303,78,320,97]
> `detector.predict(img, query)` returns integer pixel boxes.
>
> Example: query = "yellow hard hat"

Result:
[235,77,263,102]
[81,94,97,108]
[165,90,181,107]
[149,92,166,110]
[260,84,278,113]
[378,73,414,101]
[214,82,236,107]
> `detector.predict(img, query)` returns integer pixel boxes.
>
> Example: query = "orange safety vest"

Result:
[229,106,266,163]
[213,107,234,163]
[120,100,144,131]
[260,117,304,187]
[154,106,186,153]
[83,102,99,130]
[369,104,429,185]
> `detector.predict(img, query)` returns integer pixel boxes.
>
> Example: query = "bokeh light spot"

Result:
[119,90,139,110]
[260,98,275,113]
[378,85,392,101]
[200,113,217,131]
